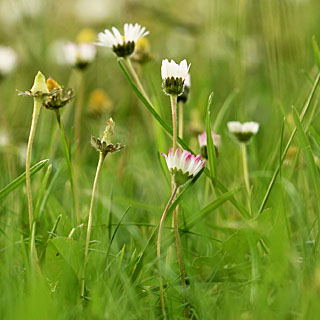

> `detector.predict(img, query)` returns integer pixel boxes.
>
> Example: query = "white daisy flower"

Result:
[0,46,18,77]
[162,148,205,186]
[161,59,191,96]
[198,131,221,149]
[62,42,96,69]
[96,23,149,57]
[227,121,259,143]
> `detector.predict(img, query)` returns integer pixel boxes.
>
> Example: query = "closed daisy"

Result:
[96,23,149,58]
[198,131,221,158]
[161,59,191,96]
[227,121,259,143]
[162,148,205,187]
[63,42,96,70]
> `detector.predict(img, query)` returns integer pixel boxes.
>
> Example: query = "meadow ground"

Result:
[1,0,320,319]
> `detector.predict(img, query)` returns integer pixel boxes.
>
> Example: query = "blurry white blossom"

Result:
[0,46,18,77]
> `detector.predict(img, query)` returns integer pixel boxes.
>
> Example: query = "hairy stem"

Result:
[241,143,252,215]
[170,95,178,153]
[178,100,184,139]
[26,98,42,231]
[157,186,178,319]
[81,152,106,298]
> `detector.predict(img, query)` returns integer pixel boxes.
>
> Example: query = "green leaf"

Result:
[0,159,49,200]
[292,107,320,211]
[312,35,320,71]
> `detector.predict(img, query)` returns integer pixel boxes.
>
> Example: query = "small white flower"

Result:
[161,59,191,96]
[96,23,149,57]
[0,46,18,76]
[227,121,259,143]
[184,73,191,88]
[62,42,96,69]
[162,148,205,186]
[198,131,221,149]
[161,59,190,81]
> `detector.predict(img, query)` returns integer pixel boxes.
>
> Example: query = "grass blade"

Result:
[0,159,49,200]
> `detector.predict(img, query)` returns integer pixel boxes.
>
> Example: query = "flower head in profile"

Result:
[91,118,124,156]
[88,89,113,118]
[198,131,221,158]
[0,46,18,79]
[42,77,74,110]
[227,121,259,143]
[161,59,191,96]
[161,148,205,187]
[62,42,96,70]
[96,23,149,58]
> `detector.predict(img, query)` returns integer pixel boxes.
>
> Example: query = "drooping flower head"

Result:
[177,73,191,103]
[0,46,18,79]
[227,121,259,143]
[62,42,96,70]
[161,59,191,96]
[198,131,221,158]
[161,148,205,187]
[96,23,149,58]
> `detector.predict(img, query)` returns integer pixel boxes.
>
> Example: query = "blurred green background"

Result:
[1,0,320,319]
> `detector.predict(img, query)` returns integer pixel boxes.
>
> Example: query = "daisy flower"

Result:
[96,23,149,57]
[0,46,18,78]
[162,148,205,187]
[198,131,221,158]
[161,59,191,96]
[62,42,96,70]
[227,121,259,143]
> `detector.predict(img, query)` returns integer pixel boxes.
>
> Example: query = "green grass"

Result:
[2,0,320,319]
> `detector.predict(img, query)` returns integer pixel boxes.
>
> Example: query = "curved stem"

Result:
[178,100,184,139]
[55,110,80,225]
[125,58,152,105]
[157,185,178,319]
[26,98,42,231]
[170,95,178,153]
[81,152,106,298]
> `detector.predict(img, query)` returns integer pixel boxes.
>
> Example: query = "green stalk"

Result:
[170,95,178,153]
[74,70,84,154]
[240,143,259,302]
[178,100,184,139]
[26,98,42,231]
[81,151,106,298]
[55,110,80,225]
[157,185,178,319]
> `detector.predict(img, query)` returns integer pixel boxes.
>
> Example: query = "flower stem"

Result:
[240,143,252,215]
[157,185,178,319]
[74,70,84,154]
[81,151,106,298]
[125,58,151,105]
[170,95,178,153]
[26,98,42,231]
[55,110,80,225]
[178,100,184,139]
[240,143,259,303]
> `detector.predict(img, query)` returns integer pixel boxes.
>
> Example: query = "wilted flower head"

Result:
[227,121,259,143]
[162,148,205,187]
[18,71,49,99]
[198,131,221,158]
[161,59,191,96]
[62,42,96,70]
[0,46,18,78]
[91,118,124,156]
[42,77,73,110]
[96,23,149,58]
